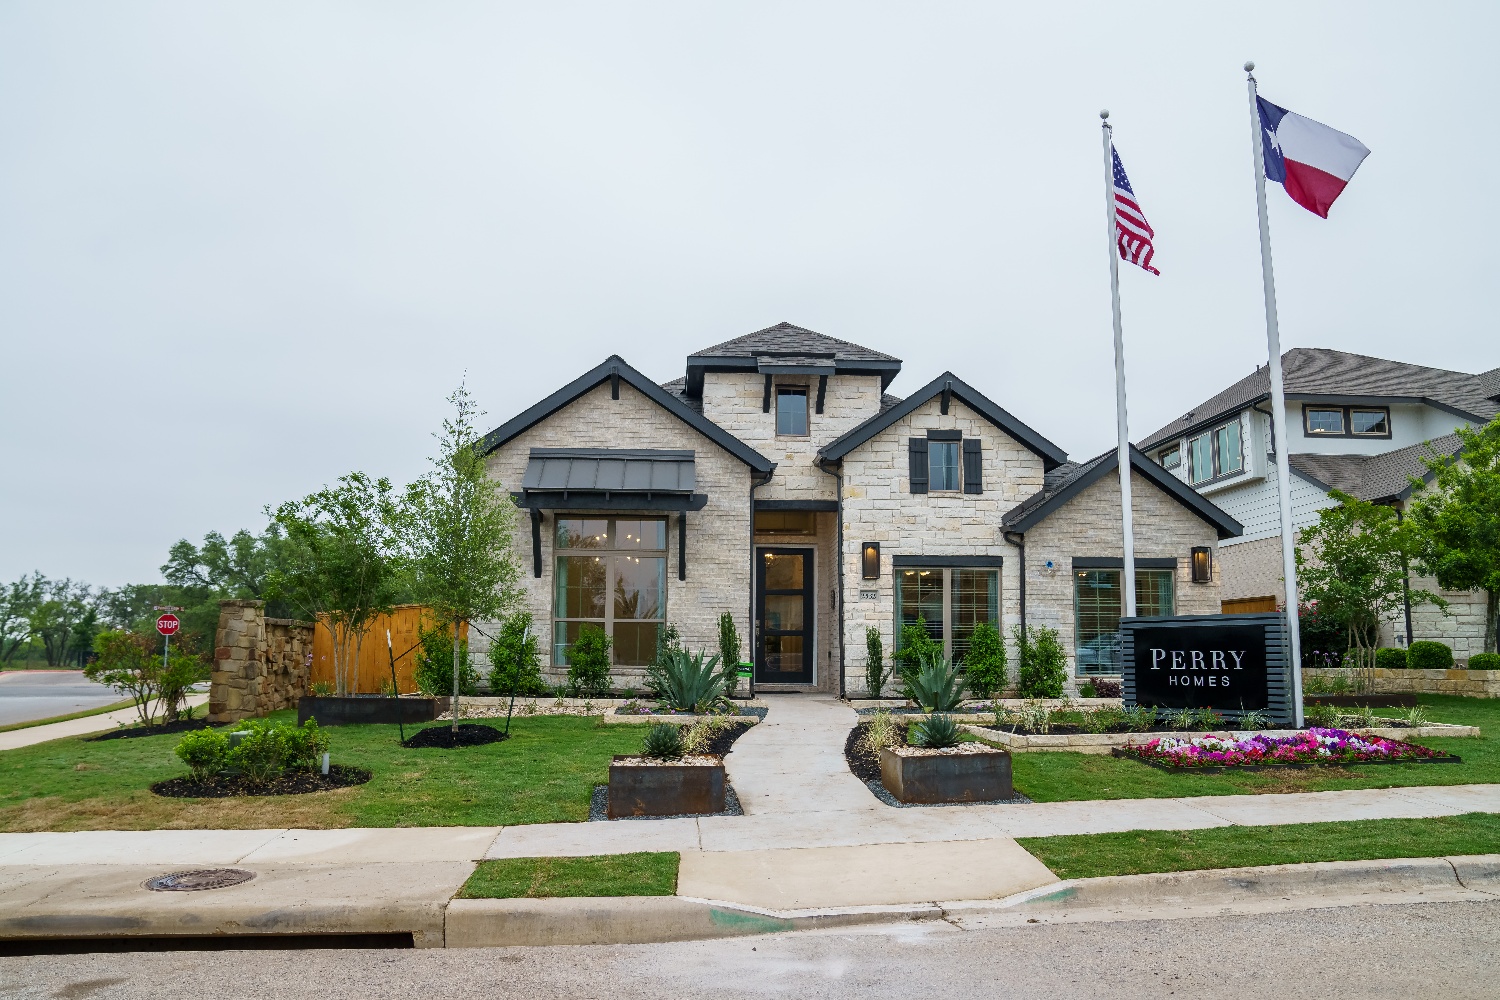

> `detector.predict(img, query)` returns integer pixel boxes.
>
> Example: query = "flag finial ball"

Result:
[1099,109,1109,120]
[1244,60,1255,72]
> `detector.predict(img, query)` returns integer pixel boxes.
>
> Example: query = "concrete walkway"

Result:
[0,693,210,751]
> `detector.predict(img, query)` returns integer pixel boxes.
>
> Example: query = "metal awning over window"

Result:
[515,449,707,510]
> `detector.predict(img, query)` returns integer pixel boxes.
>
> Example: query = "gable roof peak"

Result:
[684,321,902,394]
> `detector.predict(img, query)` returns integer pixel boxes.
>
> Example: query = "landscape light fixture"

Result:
[861,542,880,580]
[1191,546,1213,584]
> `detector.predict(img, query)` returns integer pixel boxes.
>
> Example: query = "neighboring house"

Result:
[1137,348,1500,659]
[480,322,1240,695]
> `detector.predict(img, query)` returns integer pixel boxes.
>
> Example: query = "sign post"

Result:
[154,608,183,676]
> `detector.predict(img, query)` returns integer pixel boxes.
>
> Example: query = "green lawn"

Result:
[1019,812,1500,879]
[0,711,648,832]
[1010,695,1498,803]
[458,852,679,899]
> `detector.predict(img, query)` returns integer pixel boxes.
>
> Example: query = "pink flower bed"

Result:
[1118,728,1454,769]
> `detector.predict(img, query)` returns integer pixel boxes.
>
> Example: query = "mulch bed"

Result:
[402,723,511,748]
[688,720,757,756]
[151,765,372,798]
[88,718,212,742]
[845,720,908,784]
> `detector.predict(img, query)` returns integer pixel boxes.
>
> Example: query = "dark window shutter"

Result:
[908,438,929,494]
[962,439,983,494]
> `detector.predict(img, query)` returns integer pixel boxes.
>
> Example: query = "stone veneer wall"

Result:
[1022,469,1224,691]
[482,379,754,690]
[1216,535,1283,602]
[838,395,1046,695]
[1304,666,1500,698]
[209,600,315,724]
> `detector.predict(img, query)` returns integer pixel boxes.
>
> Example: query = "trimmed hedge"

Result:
[1408,640,1454,670]
[1468,652,1500,671]
[1374,647,1408,670]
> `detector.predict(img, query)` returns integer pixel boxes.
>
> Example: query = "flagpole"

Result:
[1101,110,1137,622]
[1245,62,1305,727]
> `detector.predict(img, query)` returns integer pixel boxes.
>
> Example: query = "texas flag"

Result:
[1257,97,1370,218]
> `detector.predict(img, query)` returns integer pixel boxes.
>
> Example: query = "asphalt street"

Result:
[0,671,119,727]
[1,899,1495,1000]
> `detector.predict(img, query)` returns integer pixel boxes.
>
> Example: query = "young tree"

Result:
[1296,491,1444,676]
[1406,417,1500,654]
[401,383,523,730]
[268,473,404,696]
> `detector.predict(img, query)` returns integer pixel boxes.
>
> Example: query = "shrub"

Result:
[860,709,901,754]
[175,728,229,781]
[962,622,1007,700]
[487,611,548,697]
[1080,706,1124,734]
[86,629,205,727]
[1015,701,1053,734]
[1469,652,1500,671]
[907,650,966,713]
[1304,701,1340,728]
[682,715,729,755]
[1092,678,1122,699]
[655,622,683,665]
[864,627,890,699]
[910,713,962,749]
[227,721,288,783]
[641,722,684,760]
[717,612,741,696]
[1078,682,1097,698]
[1120,705,1156,732]
[1012,624,1067,699]
[310,681,335,697]
[647,648,725,713]
[281,719,330,771]
[1408,640,1454,670]
[1373,647,1408,670]
[565,625,614,698]
[414,620,479,696]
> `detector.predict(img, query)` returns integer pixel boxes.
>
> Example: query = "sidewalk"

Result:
[0,693,210,752]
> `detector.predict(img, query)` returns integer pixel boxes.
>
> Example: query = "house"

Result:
[1137,348,1500,659]
[479,322,1241,695]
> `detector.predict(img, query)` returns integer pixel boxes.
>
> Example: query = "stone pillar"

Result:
[210,600,266,724]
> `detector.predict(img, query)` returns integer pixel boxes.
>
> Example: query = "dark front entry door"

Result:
[756,548,814,684]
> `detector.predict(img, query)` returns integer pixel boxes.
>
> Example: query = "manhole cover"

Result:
[143,868,257,892]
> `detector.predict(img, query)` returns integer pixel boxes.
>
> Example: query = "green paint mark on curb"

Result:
[708,908,795,933]
[1029,886,1079,905]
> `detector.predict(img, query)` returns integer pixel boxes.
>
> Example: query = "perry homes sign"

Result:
[1121,612,1292,723]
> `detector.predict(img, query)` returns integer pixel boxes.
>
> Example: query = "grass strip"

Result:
[1018,812,1500,880]
[0,699,138,733]
[457,852,679,899]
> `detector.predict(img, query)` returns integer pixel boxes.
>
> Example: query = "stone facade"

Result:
[483,379,754,689]
[1305,666,1500,698]
[1022,468,1223,688]
[209,600,315,723]
[1217,535,1284,602]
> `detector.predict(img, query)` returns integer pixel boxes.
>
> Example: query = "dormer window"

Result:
[1187,419,1242,485]
[1303,405,1390,439]
[776,386,809,436]
[1159,446,1181,471]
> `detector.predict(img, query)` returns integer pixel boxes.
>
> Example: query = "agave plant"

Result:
[646,648,726,713]
[641,722,685,760]
[907,649,966,713]
[911,713,963,749]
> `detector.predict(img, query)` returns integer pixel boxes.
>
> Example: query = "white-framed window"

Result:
[553,517,667,667]
[1303,405,1390,439]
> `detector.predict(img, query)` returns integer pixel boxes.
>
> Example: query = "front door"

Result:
[756,548,814,684]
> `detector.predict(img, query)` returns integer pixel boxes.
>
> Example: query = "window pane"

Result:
[1075,569,1122,675]
[763,634,804,675]
[1188,434,1213,484]
[1160,447,1180,470]
[1215,421,1242,475]
[612,622,659,667]
[776,388,808,435]
[1135,570,1174,617]
[1307,408,1344,434]
[951,569,998,664]
[614,556,665,620]
[555,555,607,620]
[556,519,608,549]
[614,519,666,550]
[762,551,805,590]
[553,620,591,668]
[929,441,960,491]
[1351,409,1388,435]
[897,568,944,649]
[763,595,804,631]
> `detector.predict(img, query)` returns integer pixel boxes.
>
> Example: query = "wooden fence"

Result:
[309,605,468,695]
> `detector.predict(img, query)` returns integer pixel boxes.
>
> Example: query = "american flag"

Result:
[1111,145,1159,275]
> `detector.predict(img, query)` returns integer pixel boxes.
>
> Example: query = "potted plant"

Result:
[607,722,726,818]
[880,714,1012,804]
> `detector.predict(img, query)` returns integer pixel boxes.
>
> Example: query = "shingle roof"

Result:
[658,376,703,414]
[1288,433,1463,502]
[1480,367,1500,402]
[1138,349,1499,452]
[689,321,900,363]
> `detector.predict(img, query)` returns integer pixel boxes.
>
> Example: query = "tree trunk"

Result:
[451,621,462,732]
[1488,590,1498,655]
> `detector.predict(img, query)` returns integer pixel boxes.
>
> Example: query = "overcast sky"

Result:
[2,2,1494,588]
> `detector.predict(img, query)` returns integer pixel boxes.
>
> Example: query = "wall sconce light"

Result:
[861,542,880,580]
[1191,546,1213,584]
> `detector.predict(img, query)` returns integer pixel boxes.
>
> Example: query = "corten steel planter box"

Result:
[297,695,438,727]
[607,756,725,818]
[880,745,1013,804]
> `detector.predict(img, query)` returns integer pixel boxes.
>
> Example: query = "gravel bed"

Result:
[588,782,743,821]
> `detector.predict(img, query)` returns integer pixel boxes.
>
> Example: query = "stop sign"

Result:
[156,614,181,636]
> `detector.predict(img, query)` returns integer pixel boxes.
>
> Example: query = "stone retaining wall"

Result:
[1305,667,1500,699]
[209,600,315,724]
